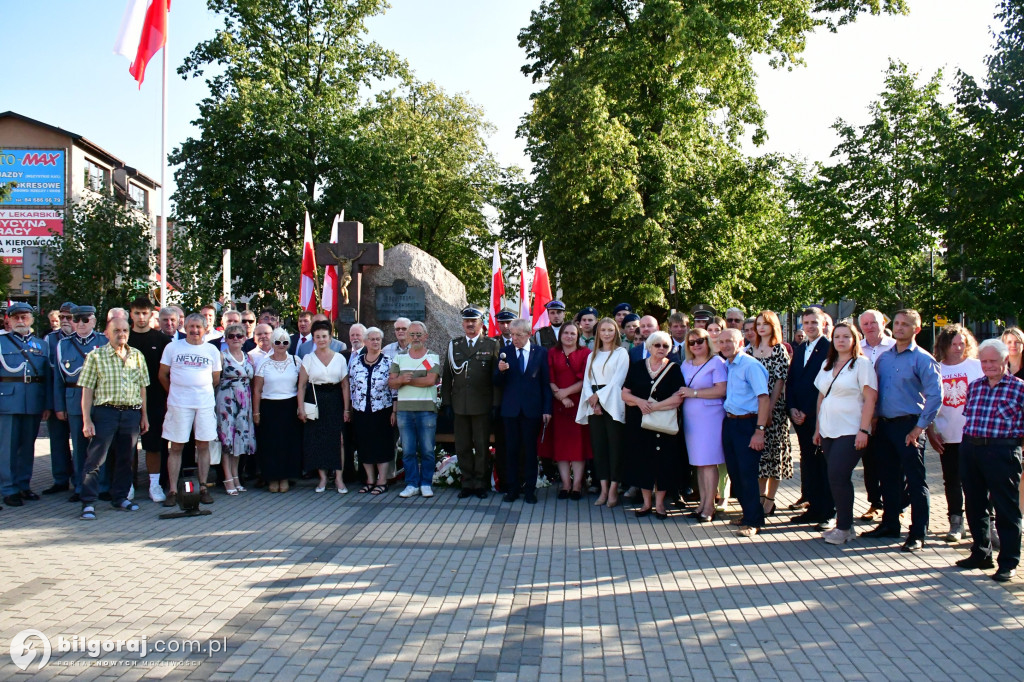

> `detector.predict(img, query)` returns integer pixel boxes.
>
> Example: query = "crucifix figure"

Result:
[315,221,383,327]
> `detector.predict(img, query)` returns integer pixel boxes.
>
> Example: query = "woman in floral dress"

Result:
[751,310,792,516]
[216,324,256,495]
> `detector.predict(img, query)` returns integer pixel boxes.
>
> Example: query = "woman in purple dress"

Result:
[677,327,728,522]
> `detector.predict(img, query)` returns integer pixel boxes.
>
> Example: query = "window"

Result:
[129,184,147,211]
[84,159,106,192]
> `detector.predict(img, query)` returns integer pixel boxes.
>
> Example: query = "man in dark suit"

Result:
[495,318,553,504]
[289,311,314,357]
[628,315,660,363]
[786,307,833,526]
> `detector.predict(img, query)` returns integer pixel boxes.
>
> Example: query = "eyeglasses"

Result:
[408,332,424,338]
[651,343,670,349]
[395,326,408,331]
[60,314,74,320]
[72,315,91,323]
[687,338,707,346]
[726,317,744,323]
[242,319,256,324]
[273,340,289,346]
[226,333,245,340]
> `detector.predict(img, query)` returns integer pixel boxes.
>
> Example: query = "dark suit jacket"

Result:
[288,333,312,356]
[493,344,553,419]
[628,344,648,363]
[786,337,829,415]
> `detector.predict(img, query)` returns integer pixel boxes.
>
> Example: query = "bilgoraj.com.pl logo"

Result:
[9,630,226,670]
[10,629,51,671]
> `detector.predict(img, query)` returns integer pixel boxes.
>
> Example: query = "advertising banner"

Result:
[0,209,63,264]
[0,149,66,206]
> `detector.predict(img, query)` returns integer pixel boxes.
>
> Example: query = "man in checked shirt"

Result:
[956,338,1024,582]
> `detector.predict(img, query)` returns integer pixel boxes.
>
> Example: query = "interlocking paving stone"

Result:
[0,436,1023,679]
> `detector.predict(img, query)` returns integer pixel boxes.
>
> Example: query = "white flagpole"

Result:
[159,22,168,307]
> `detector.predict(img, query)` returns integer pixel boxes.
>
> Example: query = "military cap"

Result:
[545,300,566,311]
[59,301,77,313]
[613,302,633,315]
[72,305,97,316]
[461,306,484,319]
[6,302,33,315]
[622,313,640,325]
[495,311,517,322]
[691,304,717,321]
[578,307,599,318]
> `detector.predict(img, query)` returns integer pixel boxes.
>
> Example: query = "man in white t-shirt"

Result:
[158,313,222,507]
[857,309,898,521]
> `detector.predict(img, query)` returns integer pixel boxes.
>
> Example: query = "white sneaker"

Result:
[127,485,135,501]
[823,528,857,545]
[420,485,434,498]
[149,482,166,503]
[399,485,419,498]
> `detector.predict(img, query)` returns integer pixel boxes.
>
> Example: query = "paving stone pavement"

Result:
[1,435,1023,680]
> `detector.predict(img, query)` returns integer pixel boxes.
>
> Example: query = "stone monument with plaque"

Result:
[315,221,383,337]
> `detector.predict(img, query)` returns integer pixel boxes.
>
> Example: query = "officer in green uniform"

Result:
[442,307,499,499]
[534,300,566,349]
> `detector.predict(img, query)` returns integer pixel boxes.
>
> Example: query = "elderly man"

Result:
[159,312,222,507]
[442,307,499,500]
[724,307,746,330]
[390,321,441,498]
[158,306,185,340]
[720,328,771,537]
[55,305,109,503]
[248,323,273,370]
[857,309,897,520]
[495,318,553,504]
[535,300,566,348]
[0,302,51,507]
[129,297,171,501]
[241,310,257,339]
[956,339,1024,582]
[383,317,412,361]
[348,323,367,354]
[864,309,942,552]
[42,301,76,495]
[209,309,242,352]
[77,317,149,519]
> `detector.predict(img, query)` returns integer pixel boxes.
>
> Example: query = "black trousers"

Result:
[504,415,541,495]
[796,418,834,520]
[81,406,141,505]
[876,417,929,538]
[961,439,1022,572]
[860,434,885,508]
[823,435,860,531]
[940,441,964,517]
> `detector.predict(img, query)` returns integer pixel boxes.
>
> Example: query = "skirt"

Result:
[351,408,395,465]
[257,397,302,480]
[303,383,345,471]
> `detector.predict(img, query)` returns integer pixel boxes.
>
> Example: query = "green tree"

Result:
[170,0,406,310]
[512,0,908,317]
[806,61,954,319]
[43,193,154,314]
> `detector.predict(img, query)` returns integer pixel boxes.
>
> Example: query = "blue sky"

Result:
[0,0,1002,201]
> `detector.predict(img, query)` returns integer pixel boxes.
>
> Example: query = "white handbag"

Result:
[640,362,679,435]
[304,382,319,421]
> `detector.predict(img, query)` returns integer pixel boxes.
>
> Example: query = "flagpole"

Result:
[159,20,168,308]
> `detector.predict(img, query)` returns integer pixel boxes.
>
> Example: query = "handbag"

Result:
[641,361,679,435]
[304,382,319,421]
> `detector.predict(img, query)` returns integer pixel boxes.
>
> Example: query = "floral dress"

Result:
[216,351,256,456]
[753,343,792,479]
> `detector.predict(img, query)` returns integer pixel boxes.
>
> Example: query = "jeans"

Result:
[588,413,623,482]
[397,411,437,488]
[823,435,860,531]
[722,418,764,528]
[961,439,1022,572]
[0,413,43,496]
[876,417,929,538]
[47,416,72,486]
[80,406,140,505]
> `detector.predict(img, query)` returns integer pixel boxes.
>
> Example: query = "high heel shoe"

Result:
[233,477,246,492]
[224,480,238,495]
[763,496,776,516]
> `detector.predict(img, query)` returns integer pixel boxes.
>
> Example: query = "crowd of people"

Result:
[1,295,1022,583]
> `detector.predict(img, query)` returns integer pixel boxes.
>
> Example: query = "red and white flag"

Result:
[114,0,170,87]
[530,242,552,332]
[519,245,530,320]
[299,212,318,313]
[321,212,342,320]
[488,244,505,337]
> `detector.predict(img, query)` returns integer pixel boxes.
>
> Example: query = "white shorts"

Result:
[162,404,218,443]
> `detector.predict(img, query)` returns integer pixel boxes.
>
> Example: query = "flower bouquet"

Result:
[432,450,463,488]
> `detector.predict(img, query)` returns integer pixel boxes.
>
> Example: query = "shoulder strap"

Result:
[685,359,711,388]
[649,361,675,397]
[824,358,855,399]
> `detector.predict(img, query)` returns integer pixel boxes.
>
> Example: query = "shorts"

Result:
[162,404,218,443]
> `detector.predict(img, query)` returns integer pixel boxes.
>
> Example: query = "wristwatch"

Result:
[859,428,871,436]
[756,424,766,431]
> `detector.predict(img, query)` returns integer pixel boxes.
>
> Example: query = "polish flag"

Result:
[518,246,530,320]
[488,244,505,337]
[114,0,171,88]
[321,212,342,320]
[299,212,318,313]
[530,242,552,332]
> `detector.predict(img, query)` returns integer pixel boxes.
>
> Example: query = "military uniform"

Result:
[0,304,51,502]
[43,300,76,491]
[441,329,499,492]
[534,299,566,349]
[54,328,108,495]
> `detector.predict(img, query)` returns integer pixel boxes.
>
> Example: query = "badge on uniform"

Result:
[65,361,71,369]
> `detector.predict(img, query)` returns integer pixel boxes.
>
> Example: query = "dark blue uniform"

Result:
[45,329,74,487]
[54,331,108,494]
[0,330,50,498]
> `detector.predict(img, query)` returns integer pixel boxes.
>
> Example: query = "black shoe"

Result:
[863,525,902,539]
[557,489,569,500]
[458,488,474,499]
[42,483,69,494]
[4,494,23,507]
[789,512,823,524]
[503,493,519,503]
[570,490,582,501]
[68,493,81,503]
[955,554,995,570]
[474,489,488,499]
[901,537,925,553]
[524,493,537,504]
[992,569,1016,582]
[654,511,669,520]
[98,492,112,502]
[788,498,808,510]
[634,507,653,518]
[20,490,40,501]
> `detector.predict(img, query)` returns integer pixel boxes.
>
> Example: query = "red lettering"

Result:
[21,153,59,166]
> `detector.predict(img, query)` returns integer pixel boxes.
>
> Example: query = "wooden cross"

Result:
[315,221,383,328]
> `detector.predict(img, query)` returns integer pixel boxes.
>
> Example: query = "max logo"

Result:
[20,153,60,166]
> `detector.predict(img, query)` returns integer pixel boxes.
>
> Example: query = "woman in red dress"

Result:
[539,323,592,499]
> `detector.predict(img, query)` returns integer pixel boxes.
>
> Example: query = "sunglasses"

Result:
[651,343,670,349]
[687,338,707,346]
[73,315,92,323]
[60,314,74,320]
[395,327,409,332]
[273,340,290,346]
[242,319,256,324]
[726,318,744,323]
[226,333,246,340]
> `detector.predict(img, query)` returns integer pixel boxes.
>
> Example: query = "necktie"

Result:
[469,338,474,349]
[518,348,525,373]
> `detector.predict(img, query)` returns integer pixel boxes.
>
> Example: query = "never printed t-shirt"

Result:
[160,339,223,409]
[391,352,440,411]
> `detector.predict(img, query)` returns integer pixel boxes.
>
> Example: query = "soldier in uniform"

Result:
[442,307,499,499]
[54,305,108,503]
[534,300,566,349]
[495,310,516,344]
[41,300,75,495]
[691,304,717,330]
[0,302,51,507]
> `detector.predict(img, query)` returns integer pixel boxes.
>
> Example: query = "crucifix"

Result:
[315,221,383,331]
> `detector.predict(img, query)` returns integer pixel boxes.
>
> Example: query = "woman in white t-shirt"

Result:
[928,324,982,541]
[252,327,302,493]
[812,322,878,545]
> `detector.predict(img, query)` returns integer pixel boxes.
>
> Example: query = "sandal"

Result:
[80,505,96,520]
[224,480,238,496]
[115,499,140,512]
[370,484,387,496]
[233,477,246,492]
[359,483,374,494]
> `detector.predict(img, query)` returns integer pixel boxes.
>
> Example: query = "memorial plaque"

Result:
[337,307,357,325]
[375,279,426,321]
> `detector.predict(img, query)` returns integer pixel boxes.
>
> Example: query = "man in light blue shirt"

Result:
[865,309,942,553]
[720,328,771,537]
